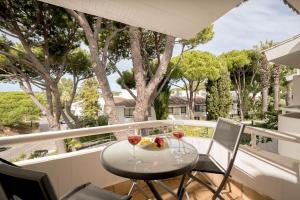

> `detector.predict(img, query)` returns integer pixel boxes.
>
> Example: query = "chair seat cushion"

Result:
[192,154,225,174]
[60,183,131,200]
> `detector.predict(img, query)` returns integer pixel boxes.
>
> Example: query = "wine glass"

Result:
[173,130,185,153]
[127,134,142,160]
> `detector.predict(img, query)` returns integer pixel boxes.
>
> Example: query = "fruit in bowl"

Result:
[154,136,164,148]
[140,137,153,145]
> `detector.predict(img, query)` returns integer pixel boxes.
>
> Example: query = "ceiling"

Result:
[284,0,300,14]
[264,35,300,69]
[39,0,241,39]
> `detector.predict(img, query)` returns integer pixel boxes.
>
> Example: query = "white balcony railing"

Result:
[0,120,300,200]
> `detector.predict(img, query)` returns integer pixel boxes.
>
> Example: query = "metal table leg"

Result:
[177,174,186,200]
[128,179,151,199]
[145,181,163,200]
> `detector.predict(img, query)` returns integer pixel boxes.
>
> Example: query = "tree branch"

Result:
[146,35,175,94]
[102,26,127,64]
[114,67,137,100]
[0,29,18,38]
[93,17,103,40]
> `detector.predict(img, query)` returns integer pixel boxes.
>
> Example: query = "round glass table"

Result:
[101,136,198,200]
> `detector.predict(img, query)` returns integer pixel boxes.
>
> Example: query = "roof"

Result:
[114,97,136,107]
[113,96,206,107]
[169,96,205,106]
[38,0,240,39]
[264,34,300,69]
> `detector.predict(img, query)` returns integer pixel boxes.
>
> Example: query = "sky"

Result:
[1,0,300,92]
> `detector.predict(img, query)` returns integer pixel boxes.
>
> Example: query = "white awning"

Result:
[264,35,300,69]
[38,0,241,39]
[284,0,300,14]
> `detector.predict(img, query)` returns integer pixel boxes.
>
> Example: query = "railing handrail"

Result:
[1,119,300,147]
[0,120,170,146]
[244,126,300,143]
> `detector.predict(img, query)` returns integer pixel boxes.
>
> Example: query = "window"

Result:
[181,106,186,113]
[195,104,206,112]
[124,108,134,118]
[194,105,200,112]
[168,107,173,114]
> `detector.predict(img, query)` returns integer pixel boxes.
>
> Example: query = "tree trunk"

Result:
[64,80,81,128]
[69,10,119,126]
[261,87,269,112]
[260,57,270,113]
[238,94,244,121]
[286,81,292,106]
[188,84,194,119]
[129,26,175,124]
[134,96,149,122]
[273,64,280,111]
[48,120,67,154]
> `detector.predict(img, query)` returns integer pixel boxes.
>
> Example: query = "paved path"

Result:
[0,117,57,160]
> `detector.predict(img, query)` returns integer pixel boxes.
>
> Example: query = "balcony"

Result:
[0,120,300,200]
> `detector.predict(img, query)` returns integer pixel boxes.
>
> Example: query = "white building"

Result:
[264,34,300,160]
[168,96,206,120]
[71,90,156,123]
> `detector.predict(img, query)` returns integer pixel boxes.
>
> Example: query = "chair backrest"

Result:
[207,118,245,172]
[0,158,58,200]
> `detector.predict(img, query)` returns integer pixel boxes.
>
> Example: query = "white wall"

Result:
[278,113,300,160]
[18,147,125,197]
[116,106,156,123]
[292,75,300,105]
[168,106,206,120]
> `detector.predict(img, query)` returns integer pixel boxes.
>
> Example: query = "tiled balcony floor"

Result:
[106,175,273,200]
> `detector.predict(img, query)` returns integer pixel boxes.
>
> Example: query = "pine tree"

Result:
[206,68,232,120]
[154,84,171,120]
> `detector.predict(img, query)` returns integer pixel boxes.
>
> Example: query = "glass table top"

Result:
[101,136,198,180]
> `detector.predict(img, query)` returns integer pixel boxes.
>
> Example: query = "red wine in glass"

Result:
[128,135,142,145]
[173,131,184,139]
[173,131,184,155]
[128,135,141,160]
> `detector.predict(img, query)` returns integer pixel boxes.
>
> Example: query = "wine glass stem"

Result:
[133,145,136,159]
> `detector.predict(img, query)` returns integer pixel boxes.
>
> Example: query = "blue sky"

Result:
[1,0,300,92]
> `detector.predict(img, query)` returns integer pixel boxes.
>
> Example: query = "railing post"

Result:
[134,128,139,135]
[251,134,257,149]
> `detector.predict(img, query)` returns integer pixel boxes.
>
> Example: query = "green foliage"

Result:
[178,126,214,138]
[172,51,221,81]
[220,50,260,119]
[220,50,251,71]
[78,115,113,143]
[207,67,232,120]
[66,48,92,77]
[180,25,214,48]
[9,153,27,163]
[79,115,108,128]
[0,0,81,57]
[0,92,42,126]
[256,110,279,130]
[29,150,48,159]
[78,78,100,118]
[59,78,73,105]
[116,69,135,89]
[64,138,82,152]
[154,85,171,120]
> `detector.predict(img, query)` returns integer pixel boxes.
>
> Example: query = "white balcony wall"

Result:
[278,113,300,160]
[16,137,300,200]
[17,146,126,197]
[292,75,300,105]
